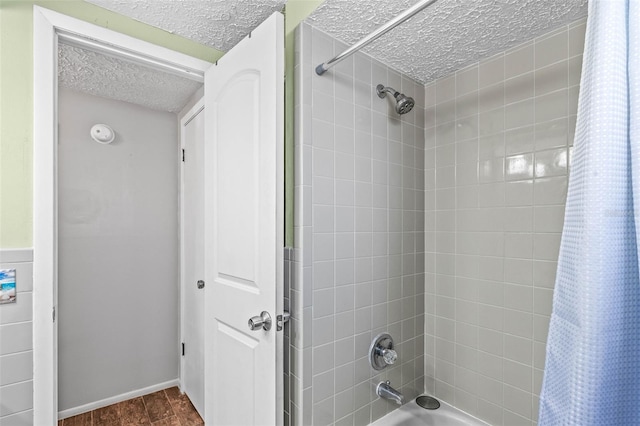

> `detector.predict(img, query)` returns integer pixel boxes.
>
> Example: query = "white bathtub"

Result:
[370,397,489,426]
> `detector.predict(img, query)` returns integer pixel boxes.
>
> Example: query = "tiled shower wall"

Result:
[0,249,34,425]
[424,19,586,425]
[292,22,426,426]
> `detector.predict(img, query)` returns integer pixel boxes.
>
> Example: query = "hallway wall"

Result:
[57,88,180,412]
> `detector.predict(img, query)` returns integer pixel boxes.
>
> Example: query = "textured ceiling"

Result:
[86,0,286,52]
[307,0,588,83]
[71,0,588,105]
[58,43,202,113]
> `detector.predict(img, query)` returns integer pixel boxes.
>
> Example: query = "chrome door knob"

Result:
[248,311,272,331]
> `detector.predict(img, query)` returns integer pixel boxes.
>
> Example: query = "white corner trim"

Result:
[57,379,180,420]
[0,249,34,264]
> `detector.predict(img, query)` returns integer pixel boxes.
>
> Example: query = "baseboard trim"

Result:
[58,379,180,420]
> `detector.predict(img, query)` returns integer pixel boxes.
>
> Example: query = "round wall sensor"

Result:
[90,124,115,144]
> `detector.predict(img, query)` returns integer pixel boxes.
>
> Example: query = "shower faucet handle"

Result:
[369,333,398,370]
[381,348,397,365]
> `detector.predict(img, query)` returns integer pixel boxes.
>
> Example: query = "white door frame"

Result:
[32,6,210,424]
[179,97,205,414]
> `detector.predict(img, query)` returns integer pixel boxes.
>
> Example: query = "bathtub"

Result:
[370,397,489,426]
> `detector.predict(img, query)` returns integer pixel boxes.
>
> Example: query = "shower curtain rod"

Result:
[315,0,438,76]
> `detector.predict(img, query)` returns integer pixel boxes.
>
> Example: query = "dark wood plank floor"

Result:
[58,387,203,426]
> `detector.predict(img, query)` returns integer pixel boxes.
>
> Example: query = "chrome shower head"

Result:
[376,84,415,115]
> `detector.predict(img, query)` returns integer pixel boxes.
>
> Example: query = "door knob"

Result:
[248,311,272,331]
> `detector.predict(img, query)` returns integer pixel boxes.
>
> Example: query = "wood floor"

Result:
[58,387,203,426]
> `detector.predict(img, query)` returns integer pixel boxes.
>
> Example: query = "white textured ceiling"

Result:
[58,43,202,113]
[70,0,588,106]
[308,0,588,83]
[86,0,286,52]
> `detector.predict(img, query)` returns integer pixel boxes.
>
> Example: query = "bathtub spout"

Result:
[376,380,405,405]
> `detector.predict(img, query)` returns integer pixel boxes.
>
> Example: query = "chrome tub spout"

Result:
[376,380,405,405]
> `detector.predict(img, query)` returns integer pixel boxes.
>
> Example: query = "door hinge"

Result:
[182,342,185,356]
[53,306,56,323]
[182,149,185,162]
[276,312,290,331]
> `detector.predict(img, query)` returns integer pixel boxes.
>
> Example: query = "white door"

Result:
[182,103,205,417]
[204,12,284,426]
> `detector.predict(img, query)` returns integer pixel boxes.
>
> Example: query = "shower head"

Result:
[376,84,415,115]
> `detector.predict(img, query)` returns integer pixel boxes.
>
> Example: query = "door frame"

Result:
[32,6,210,423]
[178,97,205,411]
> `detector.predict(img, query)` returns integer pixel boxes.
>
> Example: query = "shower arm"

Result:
[315,0,439,76]
[377,85,399,98]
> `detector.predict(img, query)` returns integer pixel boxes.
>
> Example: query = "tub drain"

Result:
[416,395,440,410]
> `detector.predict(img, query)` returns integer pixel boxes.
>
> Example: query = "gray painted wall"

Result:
[292,22,427,426]
[424,18,586,426]
[57,89,180,411]
[0,249,34,425]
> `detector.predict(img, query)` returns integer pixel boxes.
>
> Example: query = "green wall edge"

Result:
[284,0,325,247]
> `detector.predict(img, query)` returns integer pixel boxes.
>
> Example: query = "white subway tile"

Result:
[335,125,355,154]
[503,309,533,339]
[505,98,535,130]
[535,61,568,97]
[505,72,534,105]
[0,352,32,387]
[533,233,562,261]
[505,180,534,206]
[456,65,479,97]
[503,384,532,419]
[479,158,505,184]
[505,126,535,155]
[334,152,354,180]
[313,90,335,124]
[568,55,583,87]
[0,381,32,417]
[478,83,505,113]
[504,207,533,233]
[505,42,534,80]
[436,75,456,103]
[535,89,568,124]
[456,115,479,142]
[313,343,334,375]
[0,323,32,356]
[534,314,551,343]
[504,283,534,312]
[456,92,479,118]
[0,409,33,426]
[335,285,354,313]
[504,334,533,365]
[479,107,505,137]
[0,292,32,325]
[479,55,505,89]
[478,328,503,357]
[504,258,533,286]
[535,29,568,69]
[533,260,557,289]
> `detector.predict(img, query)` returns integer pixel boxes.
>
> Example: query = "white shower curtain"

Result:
[539,0,640,424]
